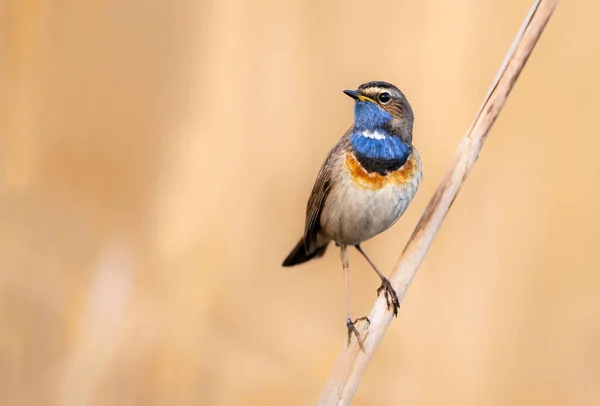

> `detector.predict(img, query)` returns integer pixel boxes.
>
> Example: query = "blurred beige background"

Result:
[1,0,599,405]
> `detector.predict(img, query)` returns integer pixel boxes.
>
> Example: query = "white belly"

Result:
[319,168,420,246]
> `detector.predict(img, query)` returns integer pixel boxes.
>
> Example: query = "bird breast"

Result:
[319,150,422,246]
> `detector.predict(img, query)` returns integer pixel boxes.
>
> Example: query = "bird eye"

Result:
[378,92,391,103]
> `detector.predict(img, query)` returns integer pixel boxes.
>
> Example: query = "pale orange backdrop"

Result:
[1,1,598,405]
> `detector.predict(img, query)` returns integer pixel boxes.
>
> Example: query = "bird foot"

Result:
[377,278,400,317]
[346,317,370,352]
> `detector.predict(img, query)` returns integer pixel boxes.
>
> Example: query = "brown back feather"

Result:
[303,131,351,253]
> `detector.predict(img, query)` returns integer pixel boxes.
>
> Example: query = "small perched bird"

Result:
[282,81,422,349]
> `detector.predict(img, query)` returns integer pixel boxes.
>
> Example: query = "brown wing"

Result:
[303,162,333,254]
[303,132,350,254]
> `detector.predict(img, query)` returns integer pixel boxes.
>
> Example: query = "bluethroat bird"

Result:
[282,81,422,350]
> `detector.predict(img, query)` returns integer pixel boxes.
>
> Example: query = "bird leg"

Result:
[341,245,370,352]
[355,244,400,317]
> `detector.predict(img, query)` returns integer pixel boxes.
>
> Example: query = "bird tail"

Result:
[282,238,329,267]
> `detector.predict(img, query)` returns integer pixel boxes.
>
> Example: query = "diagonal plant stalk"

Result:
[317,1,560,405]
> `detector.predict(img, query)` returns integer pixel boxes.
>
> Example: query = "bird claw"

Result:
[377,278,400,317]
[346,317,370,352]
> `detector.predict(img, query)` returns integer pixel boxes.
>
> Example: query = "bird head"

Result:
[344,81,414,143]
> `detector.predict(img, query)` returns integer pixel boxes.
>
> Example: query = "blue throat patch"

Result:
[353,100,392,129]
[350,132,410,161]
[350,101,410,162]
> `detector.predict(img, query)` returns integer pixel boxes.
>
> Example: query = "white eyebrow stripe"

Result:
[359,129,387,140]
[369,87,387,94]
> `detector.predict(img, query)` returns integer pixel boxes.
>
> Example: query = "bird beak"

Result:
[343,89,375,103]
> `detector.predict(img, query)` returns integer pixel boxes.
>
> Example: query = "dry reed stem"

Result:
[317,1,559,404]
